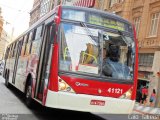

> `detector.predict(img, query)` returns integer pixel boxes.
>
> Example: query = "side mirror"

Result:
[54,16,60,24]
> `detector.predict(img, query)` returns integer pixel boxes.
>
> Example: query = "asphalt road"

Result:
[0,76,141,120]
[0,76,105,120]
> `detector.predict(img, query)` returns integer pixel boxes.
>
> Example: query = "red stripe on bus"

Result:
[131,25,138,100]
[48,44,59,91]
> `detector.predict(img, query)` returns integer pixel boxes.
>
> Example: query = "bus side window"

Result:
[21,34,29,56]
[32,28,37,41]
[8,46,11,58]
[12,43,15,57]
[9,44,13,58]
[24,34,29,56]
[12,42,16,57]
[13,42,18,58]
[35,25,43,40]
[5,47,10,59]
[20,38,24,56]
[49,23,56,43]
[31,25,43,55]
[26,31,33,55]
[16,39,22,57]
[29,29,36,53]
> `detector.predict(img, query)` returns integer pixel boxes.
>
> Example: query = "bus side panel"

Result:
[27,38,45,99]
[8,58,15,83]
[14,56,28,92]
[27,53,40,98]
[14,39,42,93]
[27,40,42,80]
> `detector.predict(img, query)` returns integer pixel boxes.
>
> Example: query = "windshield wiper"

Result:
[118,30,131,46]
[80,22,97,44]
[80,22,103,75]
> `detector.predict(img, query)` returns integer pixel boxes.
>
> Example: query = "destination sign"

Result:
[62,9,130,32]
[88,14,125,31]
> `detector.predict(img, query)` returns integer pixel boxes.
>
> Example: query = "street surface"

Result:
[0,76,141,120]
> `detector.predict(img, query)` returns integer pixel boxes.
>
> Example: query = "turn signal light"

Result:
[120,88,132,99]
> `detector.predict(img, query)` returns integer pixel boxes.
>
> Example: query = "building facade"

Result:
[30,0,62,26]
[0,7,6,60]
[30,0,99,26]
[0,30,10,60]
[40,0,54,17]
[30,0,97,26]
[0,7,3,37]
[104,0,160,107]
[29,0,41,26]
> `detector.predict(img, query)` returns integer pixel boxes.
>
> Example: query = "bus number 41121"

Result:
[107,88,123,94]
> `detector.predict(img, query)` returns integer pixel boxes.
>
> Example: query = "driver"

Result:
[102,44,130,79]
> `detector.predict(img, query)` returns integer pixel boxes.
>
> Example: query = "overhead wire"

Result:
[0,3,30,13]
[0,0,33,37]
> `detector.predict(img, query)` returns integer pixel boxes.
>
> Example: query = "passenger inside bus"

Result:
[82,43,98,65]
[102,43,130,79]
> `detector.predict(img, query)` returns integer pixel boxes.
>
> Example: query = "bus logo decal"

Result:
[75,82,89,87]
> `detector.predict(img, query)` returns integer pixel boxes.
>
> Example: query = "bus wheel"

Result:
[5,70,10,88]
[25,84,33,108]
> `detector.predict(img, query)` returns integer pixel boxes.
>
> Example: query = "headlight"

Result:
[59,82,66,91]
[58,77,75,93]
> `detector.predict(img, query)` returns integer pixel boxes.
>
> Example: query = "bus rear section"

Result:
[45,6,138,114]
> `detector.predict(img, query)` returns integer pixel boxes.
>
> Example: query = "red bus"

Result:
[3,5,138,114]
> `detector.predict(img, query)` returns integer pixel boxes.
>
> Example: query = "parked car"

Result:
[0,60,4,75]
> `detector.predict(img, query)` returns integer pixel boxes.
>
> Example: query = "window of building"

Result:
[40,0,51,17]
[57,0,61,5]
[139,53,154,67]
[134,17,141,36]
[149,12,160,36]
[110,0,124,7]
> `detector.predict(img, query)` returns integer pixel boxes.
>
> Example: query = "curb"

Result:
[134,104,160,114]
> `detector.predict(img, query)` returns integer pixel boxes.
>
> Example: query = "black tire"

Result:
[4,69,7,79]
[25,83,33,108]
[5,71,10,88]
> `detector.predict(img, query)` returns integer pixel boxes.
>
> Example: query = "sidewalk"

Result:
[134,102,160,114]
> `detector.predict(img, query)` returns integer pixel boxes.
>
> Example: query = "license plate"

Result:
[90,100,105,106]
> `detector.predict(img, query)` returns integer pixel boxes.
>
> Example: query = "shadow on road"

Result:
[33,106,105,120]
[3,82,105,120]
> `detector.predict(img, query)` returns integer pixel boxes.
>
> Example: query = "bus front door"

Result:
[35,21,56,102]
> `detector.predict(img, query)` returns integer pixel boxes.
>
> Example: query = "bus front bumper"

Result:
[45,90,135,114]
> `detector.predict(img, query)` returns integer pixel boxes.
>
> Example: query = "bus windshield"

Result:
[59,23,135,80]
